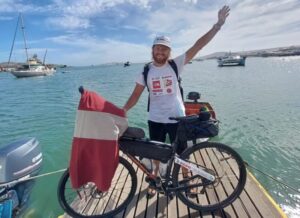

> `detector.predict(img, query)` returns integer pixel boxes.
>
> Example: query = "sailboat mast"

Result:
[20,13,30,68]
[43,49,47,65]
[8,14,20,66]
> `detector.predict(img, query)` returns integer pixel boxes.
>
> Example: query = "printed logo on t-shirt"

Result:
[152,80,161,89]
[164,78,172,87]
[151,75,175,96]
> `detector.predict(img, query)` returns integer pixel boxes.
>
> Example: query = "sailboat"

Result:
[8,13,56,78]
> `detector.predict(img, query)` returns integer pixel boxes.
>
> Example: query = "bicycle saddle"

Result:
[122,127,145,139]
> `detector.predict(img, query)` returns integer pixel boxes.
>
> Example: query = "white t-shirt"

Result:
[136,54,186,123]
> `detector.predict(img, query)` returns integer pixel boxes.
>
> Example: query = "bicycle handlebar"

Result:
[169,115,199,122]
[79,86,84,94]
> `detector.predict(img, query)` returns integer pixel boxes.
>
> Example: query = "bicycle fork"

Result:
[174,156,215,182]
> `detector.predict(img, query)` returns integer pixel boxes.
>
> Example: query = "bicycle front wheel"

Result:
[57,156,137,218]
[172,142,247,212]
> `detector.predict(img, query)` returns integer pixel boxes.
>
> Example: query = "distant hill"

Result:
[197,45,300,60]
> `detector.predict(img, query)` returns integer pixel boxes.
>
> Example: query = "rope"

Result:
[1,161,299,195]
[244,161,300,194]
[0,168,67,188]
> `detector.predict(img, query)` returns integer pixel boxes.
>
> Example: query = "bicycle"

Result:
[57,108,247,218]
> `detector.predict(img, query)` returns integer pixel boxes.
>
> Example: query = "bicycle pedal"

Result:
[168,193,175,200]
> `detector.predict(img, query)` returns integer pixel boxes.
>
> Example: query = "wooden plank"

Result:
[187,152,203,218]
[192,149,213,218]
[134,171,152,218]
[115,157,140,218]
[177,172,190,218]
[90,158,129,215]
[176,195,190,218]
[71,183,99,216]
[167,190,179,218]
[145,182,158,218]
[221,149,263,218]
[198,148,220,206]
[205,147,238,218]
[208,146,249,217]
[244,172,285,218]
[157,194,168,217]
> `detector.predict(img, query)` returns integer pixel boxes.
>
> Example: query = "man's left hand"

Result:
[217,5,230,26]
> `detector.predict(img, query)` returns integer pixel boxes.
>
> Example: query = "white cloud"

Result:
[46,16,91,30]
[48,0,151,29]
[219,0,300,50]
[0,15,13,20]
[0,0,52,13]
[47,34,149,65]
[183,0,198,4]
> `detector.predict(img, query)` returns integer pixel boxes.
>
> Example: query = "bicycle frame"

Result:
[122,140,216,196]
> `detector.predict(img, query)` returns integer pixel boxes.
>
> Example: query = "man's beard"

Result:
[152,53,169,65]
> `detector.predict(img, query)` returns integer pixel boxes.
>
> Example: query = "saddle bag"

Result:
[119,138,173,163]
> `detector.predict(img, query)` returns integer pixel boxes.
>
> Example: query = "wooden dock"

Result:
[61,153,287,218]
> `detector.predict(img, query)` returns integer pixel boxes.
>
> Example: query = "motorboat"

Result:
[218,54,246,67]
[0,137,42,217]
[124,61,130,67]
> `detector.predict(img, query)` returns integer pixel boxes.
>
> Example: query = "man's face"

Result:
[152,44,171,65]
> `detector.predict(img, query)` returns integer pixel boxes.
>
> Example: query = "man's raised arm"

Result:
[185,5,230,64]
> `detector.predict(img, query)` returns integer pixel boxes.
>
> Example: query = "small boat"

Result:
[8,14,56,78]
[0,137,42,217]
[124,61,130,67]
[184,91,216,119]
[218,54,246,67]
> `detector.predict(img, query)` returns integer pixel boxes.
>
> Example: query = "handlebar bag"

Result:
[177,119,219,142]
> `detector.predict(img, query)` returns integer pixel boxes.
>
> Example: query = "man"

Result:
[123,5,230,196]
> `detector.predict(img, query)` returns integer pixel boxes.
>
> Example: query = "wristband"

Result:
[213,23,222,31]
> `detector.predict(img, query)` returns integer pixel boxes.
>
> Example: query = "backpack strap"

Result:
[142,62,151,92]
[168,59,178,78]
[142,62,152,111]
[168,60,184,100]
[142,60,184,112]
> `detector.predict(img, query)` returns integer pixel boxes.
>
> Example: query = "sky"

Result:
[0,0,299,66]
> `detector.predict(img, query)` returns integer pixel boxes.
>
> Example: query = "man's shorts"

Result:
[148,120,186,154]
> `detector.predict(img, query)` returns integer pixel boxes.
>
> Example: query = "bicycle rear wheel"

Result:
[57,156,137,218]
[172,142,246,212]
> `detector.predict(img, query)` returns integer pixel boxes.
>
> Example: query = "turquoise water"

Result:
[0,57,299,217]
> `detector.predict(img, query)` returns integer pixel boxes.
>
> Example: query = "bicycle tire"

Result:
[57,156,137,218]
[172,141,246,212]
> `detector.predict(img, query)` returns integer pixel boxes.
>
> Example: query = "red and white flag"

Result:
[69,90,128,191]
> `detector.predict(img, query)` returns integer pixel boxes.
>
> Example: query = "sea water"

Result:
[0,57,299,217]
